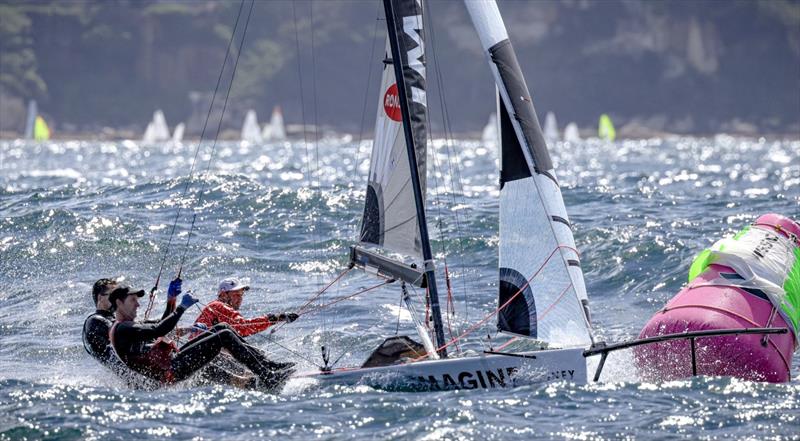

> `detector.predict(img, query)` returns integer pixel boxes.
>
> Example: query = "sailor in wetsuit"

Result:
[109,285,292,390]
[83,278,191,387]
[190,278,298,339]
[82,278,118,365]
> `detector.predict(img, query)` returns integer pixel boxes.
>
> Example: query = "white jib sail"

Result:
[241,110,263,143]
[544,111,559,142]
[262,106,287,141]
[465,0,593,347]
[358,38,425,260]
[172,122,185,143]
[152,110,171,141]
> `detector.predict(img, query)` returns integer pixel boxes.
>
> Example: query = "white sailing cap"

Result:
[218,278,250,293]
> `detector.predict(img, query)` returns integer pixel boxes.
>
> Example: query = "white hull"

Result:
[296,347,586,391]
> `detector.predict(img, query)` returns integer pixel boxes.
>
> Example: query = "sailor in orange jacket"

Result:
[192,278,298,338]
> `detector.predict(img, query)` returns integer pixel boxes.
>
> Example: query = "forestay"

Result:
[358,0,427,262]
[465,1,593,347]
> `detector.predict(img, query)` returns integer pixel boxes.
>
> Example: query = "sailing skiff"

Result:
[290,0,594,390]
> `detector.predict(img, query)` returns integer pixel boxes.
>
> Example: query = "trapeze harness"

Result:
[109,307,185,383]
[82,309,116,365]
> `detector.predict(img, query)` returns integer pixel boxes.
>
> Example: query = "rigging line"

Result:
[413,10,460,347]
[265,334,323,368]
[291,0,328,341]
[422,0,469,344]
[292,1,311,165]
[328,316,393,369]
[144,0,247,318]
[395,287,403,335]
[309,1,321,190]
[422,0,472,327]
[410,245,573,361]
[268,266,352,335]
[298,279,393,316]
[351,2,383,236]
[307,0,331,345]
[176,0,256,277]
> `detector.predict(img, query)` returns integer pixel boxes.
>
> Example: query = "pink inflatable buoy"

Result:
[635,213,799,383]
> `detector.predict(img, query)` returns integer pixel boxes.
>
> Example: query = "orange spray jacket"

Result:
[193,300,273,337]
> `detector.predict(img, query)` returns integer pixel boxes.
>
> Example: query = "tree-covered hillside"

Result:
[1,0,798,137]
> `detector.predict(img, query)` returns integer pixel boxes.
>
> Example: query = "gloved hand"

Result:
[179,292,198,309]
[167,278,182,299]
[193,323,208,332]
[274,312,299,323]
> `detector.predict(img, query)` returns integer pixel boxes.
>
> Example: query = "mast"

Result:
[382,0,447,357]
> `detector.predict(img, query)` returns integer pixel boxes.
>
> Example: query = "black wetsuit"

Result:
[83,309,160,388]
[111,307,292,388]
[82,305,245,388]
[82,309,116,365]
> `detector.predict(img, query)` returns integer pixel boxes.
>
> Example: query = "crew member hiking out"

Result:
[83,278,120,367]
[109,284,293,390]
[191,278,298,338]
[83,278,169,388]
[83,278,180,367]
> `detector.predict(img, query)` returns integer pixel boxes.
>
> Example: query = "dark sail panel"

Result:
[497,267,537,337]
[499,94,531,188]
[389,0,427,193]
[489,39,553,174]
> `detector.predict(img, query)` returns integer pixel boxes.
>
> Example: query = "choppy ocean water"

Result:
[0,136,798,440]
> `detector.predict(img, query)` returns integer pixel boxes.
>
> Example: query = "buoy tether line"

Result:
[144,0,254,319]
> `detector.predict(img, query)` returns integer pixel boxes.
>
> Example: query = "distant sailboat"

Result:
[142,110,171,143]
[563,122,581,143]
[598,114,616,141]
[34,116,51,141]
[241,110,263,143]
[25,100,51,141]
[172,123,186,143]
[543,111,559,142]
[481,112,498,147]
[262,106,287,141]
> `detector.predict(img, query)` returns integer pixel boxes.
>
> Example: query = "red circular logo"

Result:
[383,83,402,122]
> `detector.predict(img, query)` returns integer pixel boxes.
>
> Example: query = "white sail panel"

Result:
[172,122,185,143]
[358,39,424,259]
[466,0,593,347]
[25,100,37,140]
[241,109,262,143]
[262,106,287,141]
[544,111,559,142]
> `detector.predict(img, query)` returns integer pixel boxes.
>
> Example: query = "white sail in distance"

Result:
[241,109,262,143]
[143,110,171,143]
[262,106,287,141]
[465,0,593,347]
[172,123,185,143]
[544,111,559,142]
[482,112,498,147]
[24,100,37,140]
[563,122,581,142]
